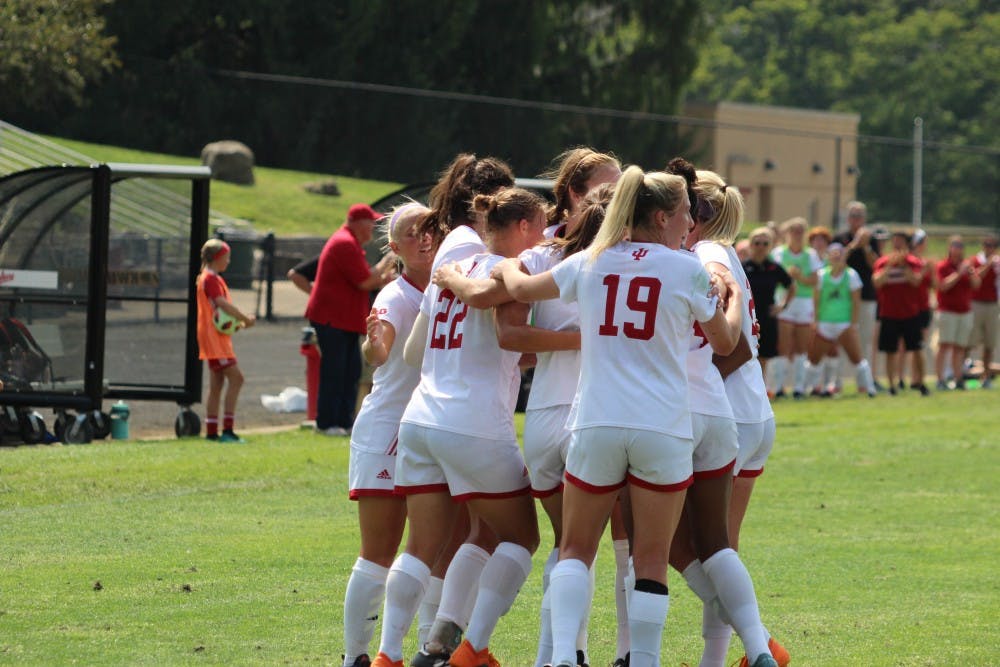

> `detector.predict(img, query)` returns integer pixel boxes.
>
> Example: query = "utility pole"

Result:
[913,117,923,226]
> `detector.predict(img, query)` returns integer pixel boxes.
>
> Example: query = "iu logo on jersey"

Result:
[632,248,649,261]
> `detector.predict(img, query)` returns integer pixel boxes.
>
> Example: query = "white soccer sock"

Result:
[770,356,788,393]
[436,543,490,629]
[417,576,444,647]
[534,549,559,667]
[612,540,631,659]
[856,358,874,394]
[576,558,596,659]
[701,549,770,662]
[550,558,591,667]
[464,542,533,651]
[681,561,731,667]
[804,360,823,395]
[343,557,388,667]
[700,600,734,667]
[792,353,808,393]
[826,356,843,389]
[628,588,670,667]
[378,553,430,662]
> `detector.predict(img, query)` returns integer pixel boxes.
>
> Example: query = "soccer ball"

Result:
[213,309,241,335]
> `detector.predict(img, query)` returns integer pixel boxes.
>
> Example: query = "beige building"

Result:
[683,101,860,229]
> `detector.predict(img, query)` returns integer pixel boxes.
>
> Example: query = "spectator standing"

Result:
[908,229,935,388]
[834,202,881,382]
[288,254,319,294]
[306,204,397,436]
[969,235,1000,388]
[935,236,980,389]
[872,238,926,395]
[770,217,822,398]
[742,227,794,386]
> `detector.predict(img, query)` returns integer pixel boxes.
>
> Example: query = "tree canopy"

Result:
[0,0,118,111]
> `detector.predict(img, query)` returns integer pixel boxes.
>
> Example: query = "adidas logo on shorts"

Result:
[376,469,392,480]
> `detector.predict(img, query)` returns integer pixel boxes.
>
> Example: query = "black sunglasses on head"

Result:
[691,195,716,224]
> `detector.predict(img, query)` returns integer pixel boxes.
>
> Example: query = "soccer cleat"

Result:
[219,430,245,443]
[792,390,805,400]
[319,425,350,437]
[447,640,493,667]
[916,383,931,397]
[344,655,372,667]
[205,433,219,441]
[411,646,451,667]
[612,653,629,667]
[372,653,404,667]
[576,649,589,667]
[737,637,790,667]
[748,656,778,667]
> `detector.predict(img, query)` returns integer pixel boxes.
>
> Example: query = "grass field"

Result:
[42,135,401,238]
[3,387,995,666]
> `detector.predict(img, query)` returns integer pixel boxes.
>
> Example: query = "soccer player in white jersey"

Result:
[803,242,876,397]
[372,188,549,667]
[342,203,433,667]
[391,155,515,667]
[493,166,745,667]
[687,170,790,667]
[535,148,625,667]
[437,181,619,667]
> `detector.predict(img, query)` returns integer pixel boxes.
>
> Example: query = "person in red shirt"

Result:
[196,239,256,442]
[305,204,397,436]
[934,235,981,389]
[872,240,925,394]
[969,235,999,388]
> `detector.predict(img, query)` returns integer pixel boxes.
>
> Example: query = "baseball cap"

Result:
[347,203,384,222]
[911,229,927,245]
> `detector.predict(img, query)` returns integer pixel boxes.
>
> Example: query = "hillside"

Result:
[44,135,401,237]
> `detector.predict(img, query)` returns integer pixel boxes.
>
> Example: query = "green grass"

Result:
[43,136,402,237]
[2,390,997,666]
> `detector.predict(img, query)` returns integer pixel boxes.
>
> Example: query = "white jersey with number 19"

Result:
[551,242,718,439]
[401,253,521,441]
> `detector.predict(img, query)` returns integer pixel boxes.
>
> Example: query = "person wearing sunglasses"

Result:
[742,228,795,386]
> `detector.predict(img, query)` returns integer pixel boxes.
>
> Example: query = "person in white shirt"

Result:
[668,167,786,667]
[374,188,551,667]
[493,166,745,667]
[341,203,433,667]
[437,181,620,667]
[381,154,516,667]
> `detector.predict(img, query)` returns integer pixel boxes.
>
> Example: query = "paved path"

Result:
[125,280,317,439]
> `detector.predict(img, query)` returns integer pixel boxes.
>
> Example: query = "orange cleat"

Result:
[447,639,498,667]
[371,652,404,667]
[737,637,790,667]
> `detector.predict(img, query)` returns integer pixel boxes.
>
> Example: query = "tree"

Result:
[0,0,118,113]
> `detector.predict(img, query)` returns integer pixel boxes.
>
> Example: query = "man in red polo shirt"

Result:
[935,235,981,390]
[306,203,396,435]
[873,239,925,394]
[969,235,999,388]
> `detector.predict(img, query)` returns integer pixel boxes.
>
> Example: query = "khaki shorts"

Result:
[937,311,974,347]
[970,301,999,348]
